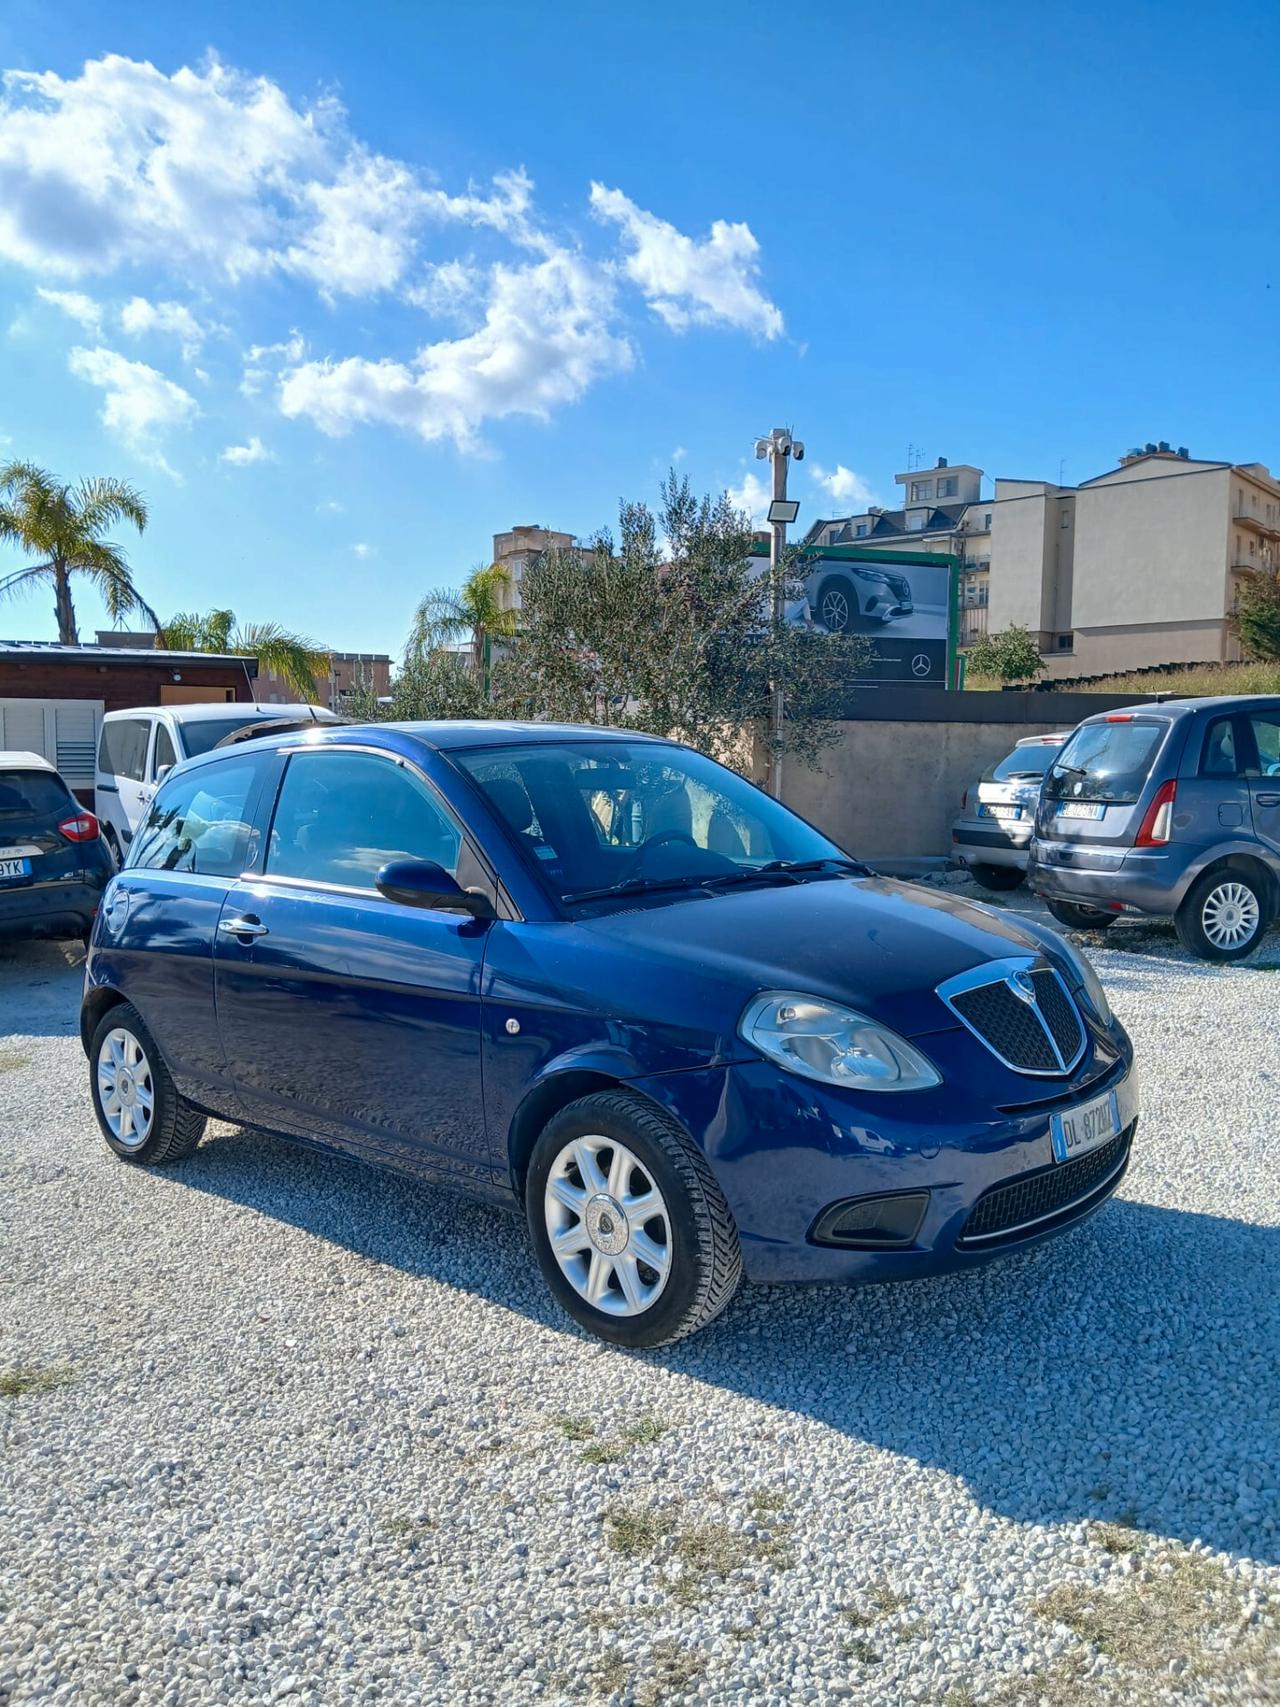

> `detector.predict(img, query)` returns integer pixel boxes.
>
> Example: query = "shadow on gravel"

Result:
[0,939,85,1037]
[178,1124,1280,1566]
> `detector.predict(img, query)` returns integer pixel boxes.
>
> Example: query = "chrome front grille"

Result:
[937,957,1086,1076]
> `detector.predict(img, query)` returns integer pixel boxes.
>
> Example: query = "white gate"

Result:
[0,698,104,789]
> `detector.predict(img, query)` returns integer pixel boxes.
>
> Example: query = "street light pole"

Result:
[755,426,804,799]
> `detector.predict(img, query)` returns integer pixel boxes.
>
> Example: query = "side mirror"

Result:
[375,858,495,919]
[155,765,173,784]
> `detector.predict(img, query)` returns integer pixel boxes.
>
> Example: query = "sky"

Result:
[0,0,1277,654]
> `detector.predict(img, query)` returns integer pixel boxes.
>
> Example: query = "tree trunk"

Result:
[53,560,79,645]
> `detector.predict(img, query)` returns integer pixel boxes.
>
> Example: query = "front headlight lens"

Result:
[740,991,942,1092]
[1054,938,1112,1024]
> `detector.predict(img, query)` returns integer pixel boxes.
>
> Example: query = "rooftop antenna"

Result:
[906,442,924,472]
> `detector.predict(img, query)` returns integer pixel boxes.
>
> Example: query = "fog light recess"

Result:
[810,1191,930,1249]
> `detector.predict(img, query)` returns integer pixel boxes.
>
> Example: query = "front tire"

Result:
[1046,898,1116,931]
[527,1091,742,1348]
[89,1002,206,1164]
[970,863,1024,892]
[1175,870,1267,962]
[815,575,858,635]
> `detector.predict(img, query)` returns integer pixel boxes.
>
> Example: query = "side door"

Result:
[1242,707,1280,864]
[1178,710,1254,845]
[212,745,496,1190]
[97,716,154,853]
[97,748,281,1115]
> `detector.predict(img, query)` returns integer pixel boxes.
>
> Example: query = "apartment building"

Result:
[492,524,577,611]
[805,443,1280,676]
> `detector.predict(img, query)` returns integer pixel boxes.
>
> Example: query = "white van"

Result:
[95,703,339,861]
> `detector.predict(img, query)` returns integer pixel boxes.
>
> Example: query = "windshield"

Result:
[991,742,1062,782]
[0,769,71,819]
[453,740,848,907]
[179,714,281,757]
[1042,720,1167,805]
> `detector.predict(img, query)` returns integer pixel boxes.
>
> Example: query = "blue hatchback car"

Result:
[82,721,1138,1346]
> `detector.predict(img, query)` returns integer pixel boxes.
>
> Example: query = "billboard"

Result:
[766,544,958,688]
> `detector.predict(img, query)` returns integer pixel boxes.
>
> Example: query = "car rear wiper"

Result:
[561,874,716,904]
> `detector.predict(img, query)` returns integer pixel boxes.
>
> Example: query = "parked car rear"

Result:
[1029,696,1280,960]
[0,751,112,941]
[951,732,1069,891]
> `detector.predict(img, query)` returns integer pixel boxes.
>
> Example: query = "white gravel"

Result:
[1,889,1278,1705]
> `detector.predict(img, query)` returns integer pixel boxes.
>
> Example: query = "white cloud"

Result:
[405,257,484,318]
[316,498,344,515]
[726,470,771,526]
[219,435,272,466]
[0,55,546,297]
[352,542,373,558]
[67,344,197,469]
[36,286,101,330]
[279,250,631,451]
[589,184,782,339]
[811,462,877,507]
[671,445,687,463]
[241,329,305,396]
[120,295,211,360]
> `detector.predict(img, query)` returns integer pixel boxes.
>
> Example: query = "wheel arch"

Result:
[507,1069,688,1199]
[1181,851,1279,915]
[80,984,129,1057]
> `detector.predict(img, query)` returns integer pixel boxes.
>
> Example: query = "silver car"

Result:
[951,732,1070,892]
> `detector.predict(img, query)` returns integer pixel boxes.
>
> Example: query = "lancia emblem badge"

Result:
[1007,970,1037,1004]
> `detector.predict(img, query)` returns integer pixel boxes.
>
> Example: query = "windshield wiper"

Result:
[699,855,869,891]
[561,874,716,904]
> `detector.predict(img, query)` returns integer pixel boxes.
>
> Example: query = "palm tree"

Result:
[0,460,158,645]
[407,563,519,692]
[158,608,331,702]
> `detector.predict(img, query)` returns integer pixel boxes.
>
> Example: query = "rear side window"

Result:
[98,718,150,782]
[1043,720,1166,806]
[0,769,71,819]
[1199,717,1241,778]
[128,757,265,877]
[1248,713,1280,777]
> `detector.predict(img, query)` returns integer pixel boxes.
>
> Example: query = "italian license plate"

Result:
[1051,1087,1121,1163]
[979,803,1022,820]
[0,856,32,882]
[1058,801,1106,820]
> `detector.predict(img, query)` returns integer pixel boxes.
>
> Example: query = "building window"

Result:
[854,522,868,537]
[983,512,992,529]
[1060,508,1070,528]
[1057,633,1074,651]
[910,480,933,503]
[937,476,958,498]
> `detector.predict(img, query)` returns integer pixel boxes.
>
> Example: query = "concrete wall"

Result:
[987,490,1054,633]
[775,689,1171,861]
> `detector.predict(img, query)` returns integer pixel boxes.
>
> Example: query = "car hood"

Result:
[576,875,1048,1038]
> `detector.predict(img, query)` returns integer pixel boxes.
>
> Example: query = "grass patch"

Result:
[603,1499,791,1607]
[966,661,1280,699]
[0,1048,30,1073]
[553,1414,596,1442]
[604,1504,677,1559]
[842,1637,881,1664]
[868,1580,910,1614]
[595,1639,706,1705]
[1089,1520,1143,1556]
[747,1487,787,1520]
[0,1364,75,1398]
[621,1416,667,1448]
[579,1416,669,1466]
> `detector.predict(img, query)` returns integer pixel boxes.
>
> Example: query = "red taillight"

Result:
[58,811,99,843]
[1134,779,1176,847]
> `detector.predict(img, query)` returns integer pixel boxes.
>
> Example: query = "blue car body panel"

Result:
[83,721,1137,1290]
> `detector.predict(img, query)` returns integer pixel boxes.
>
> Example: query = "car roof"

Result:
[0,750,57,772]
[1012,731,1071,745]
[103,702,338,723]
[1076,694,1280,724]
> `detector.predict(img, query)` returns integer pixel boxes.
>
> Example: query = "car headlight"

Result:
[850,566,890,583]
[739,991,942,1092]
[1051,937,1112,1025]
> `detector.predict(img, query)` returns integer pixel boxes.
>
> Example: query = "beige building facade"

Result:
[492,524,577,611]
[807,445,1280,677]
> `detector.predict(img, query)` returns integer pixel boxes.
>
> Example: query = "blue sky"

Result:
[1,0,1277,653]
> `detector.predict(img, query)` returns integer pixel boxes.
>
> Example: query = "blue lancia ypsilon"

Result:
[82,721,1138,1347]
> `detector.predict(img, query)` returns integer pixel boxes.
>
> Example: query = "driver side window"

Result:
[267,750,463,891]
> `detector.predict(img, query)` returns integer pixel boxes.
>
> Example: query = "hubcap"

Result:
[1201,881,1260,950]
[97,1027,155,1147]
[821,589,850,631]
[544,1136,672,1317]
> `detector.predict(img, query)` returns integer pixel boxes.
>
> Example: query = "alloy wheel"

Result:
[1200,881,1260,951]
[97,1027,155,1148]
[820,588,850,631]
[543,1135,672,1317]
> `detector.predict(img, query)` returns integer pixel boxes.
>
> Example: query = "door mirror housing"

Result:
[375,858,495,919]
[155,764,173,784]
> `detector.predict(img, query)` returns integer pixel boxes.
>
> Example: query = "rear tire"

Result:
[814,575,859,635]
[102,826,122,869]
[89,1002,206,1164]
[1046,898,1116,931]
[970,863,1024,892]
[1175,869,1267,962]
[526,1090,742,1348]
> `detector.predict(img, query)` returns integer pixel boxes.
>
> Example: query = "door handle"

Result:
[1256,793,1280,807]
[218,916,269,939]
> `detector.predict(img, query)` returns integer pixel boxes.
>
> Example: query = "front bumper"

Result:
[635,1022,1136,1285]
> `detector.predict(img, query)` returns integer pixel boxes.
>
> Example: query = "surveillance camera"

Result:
[754,439,769,460]
[777,433,792,455]
[792,440,805,462]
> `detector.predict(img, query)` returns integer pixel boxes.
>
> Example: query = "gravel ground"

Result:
[1,885,1278,1706]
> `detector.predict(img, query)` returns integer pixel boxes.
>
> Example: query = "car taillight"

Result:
[58,811,100,842]
[1134,779,1176,847]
